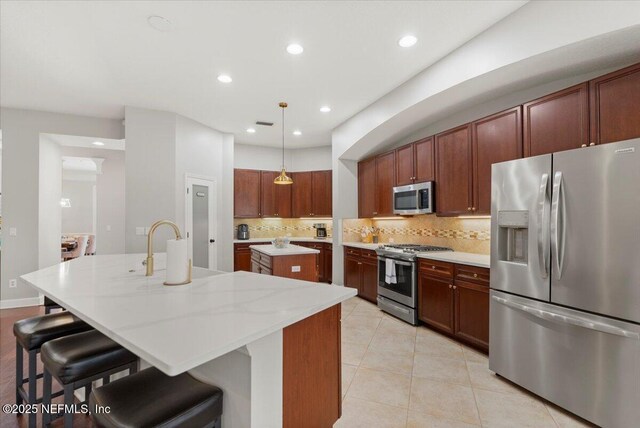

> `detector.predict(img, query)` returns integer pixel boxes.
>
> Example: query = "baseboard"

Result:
[0,296,44,309]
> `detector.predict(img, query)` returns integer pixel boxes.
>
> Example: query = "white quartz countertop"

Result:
[417,252,490,268]
[342,242,382,251]
[249,244,320,256]
[20,254,355,376]
[235,237,332,244]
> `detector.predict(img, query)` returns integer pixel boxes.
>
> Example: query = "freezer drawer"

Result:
[489,290,640,428]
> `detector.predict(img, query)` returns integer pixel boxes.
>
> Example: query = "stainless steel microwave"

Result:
[393,182,433,215]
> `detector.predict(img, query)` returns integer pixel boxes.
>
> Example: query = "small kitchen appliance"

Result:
[237,224,250,240]
[313,223,327,239]
[393,182,434,215]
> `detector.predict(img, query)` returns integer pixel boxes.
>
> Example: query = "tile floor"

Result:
[334,297,596,428]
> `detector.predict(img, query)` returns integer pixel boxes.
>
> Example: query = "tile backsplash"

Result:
[234,218,333,239]
[343,216,490,254]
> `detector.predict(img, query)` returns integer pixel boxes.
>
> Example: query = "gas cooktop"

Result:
[376,244,453,260]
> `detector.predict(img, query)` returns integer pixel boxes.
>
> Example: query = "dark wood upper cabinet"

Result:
[311,170,332,217]
[523,83,589,157]
[261,171,292,218]
[234,169,262,218]
[435,124,472,216]
[589,62,640,145]
[291,171,313,217]
[472,107,523,214]
[414,137,435,183]
[375,151,396,216]
[358,157,377,218]
[395,137,435,186]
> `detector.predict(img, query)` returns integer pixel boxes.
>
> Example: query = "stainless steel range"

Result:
[376,244,452,325]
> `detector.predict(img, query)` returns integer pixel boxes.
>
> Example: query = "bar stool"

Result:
[40,329,138,428]
[13,312,92,428]
[89,367,223,428]
[44,296,63,314]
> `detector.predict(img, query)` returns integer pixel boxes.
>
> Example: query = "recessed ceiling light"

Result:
[92,141,105,146]
[286,43,304,55]
[147,15,173,32]
[246,128,256,134]
[293,130,302,136]
[320,106,331,113]
[398,35,417,48]
[217,74,232,83]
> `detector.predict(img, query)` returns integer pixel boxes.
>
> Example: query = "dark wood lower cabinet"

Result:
[234,243,252,271]
[325,244,333,283]
[418,259,489,352]
[343,247,378,303]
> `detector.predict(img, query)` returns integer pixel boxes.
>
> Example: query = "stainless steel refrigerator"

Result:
[490,138,640,428]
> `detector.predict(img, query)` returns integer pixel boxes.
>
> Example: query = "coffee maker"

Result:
[237,224,250,240]
[313,223,327,239]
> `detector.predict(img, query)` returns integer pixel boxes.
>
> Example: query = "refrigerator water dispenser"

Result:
[497,210,529,264]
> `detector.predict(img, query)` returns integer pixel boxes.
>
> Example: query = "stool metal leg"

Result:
[42,370,52,427]
[63,384,74,428]
[15,341,23,407]
[102,375,110,385]
[28,350,37,428]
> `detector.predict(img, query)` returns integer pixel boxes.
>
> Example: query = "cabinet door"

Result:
[276,178,292,218]
[418,273,454,333]
[311,170,332,217]
[472,107,523,214]
[435,125,472,216]
[234,244,252,272]
[395,144,415,186]
[375,151,396,216]
[454,280,489,352]
[358,158,377,218]
[414,137,435,183]
[291,171,313,217]
[344,256,361,292]
[523,83,589,156]
[590,62,640,145]
[260,171,278,217]
[324,245,333,283]
[359,260,378,303]
[234,169,262,218]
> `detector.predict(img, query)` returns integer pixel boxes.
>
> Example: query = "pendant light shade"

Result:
[274,102,293,185]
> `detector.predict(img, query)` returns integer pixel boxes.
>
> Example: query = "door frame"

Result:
[185,173,217,271]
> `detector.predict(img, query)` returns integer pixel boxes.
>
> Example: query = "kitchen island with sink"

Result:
[20,253,356,428]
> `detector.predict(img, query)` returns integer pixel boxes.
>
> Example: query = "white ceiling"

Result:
[1,1,527,148]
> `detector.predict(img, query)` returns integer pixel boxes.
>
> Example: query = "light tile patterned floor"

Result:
[335,297,595,428]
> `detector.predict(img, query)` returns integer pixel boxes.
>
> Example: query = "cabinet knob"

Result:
[472,207,476,211]
[432,265,436,269]
[449,284,452,289]
[589,142,595,147]
[453,285,457,290]
[467,207,472,211]
[581,144,587,148]
[473,273,478,278]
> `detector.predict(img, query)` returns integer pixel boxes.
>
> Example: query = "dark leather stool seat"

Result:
[41,330,138,428]
[90,367,223,428]
[14,311,91,351]
[41,330,137,384]
[13,312,92,428]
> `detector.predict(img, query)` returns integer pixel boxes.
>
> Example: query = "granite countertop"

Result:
[249,244,320,256]
[235,237,333,244]
[417,252,490,268]
[341,242,382,251]
[20,253,355,376]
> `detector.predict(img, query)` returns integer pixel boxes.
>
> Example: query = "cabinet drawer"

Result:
[345,247,362,257]
[235,243,252,251]
[419,259,454,279]
[260,253,272,268]
[455,265,489,286]
[361,249,377,261]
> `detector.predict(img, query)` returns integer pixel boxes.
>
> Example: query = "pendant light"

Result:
[274,101,293,185]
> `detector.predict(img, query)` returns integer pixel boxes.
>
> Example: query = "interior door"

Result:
[550,139,640,323]
[186,176,217,270]
[490,154,552,301]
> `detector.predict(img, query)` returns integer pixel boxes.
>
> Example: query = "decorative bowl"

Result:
[272,237,290,249]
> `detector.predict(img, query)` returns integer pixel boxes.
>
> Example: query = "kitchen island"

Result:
[19,254,356,428]
[250,244,320,282]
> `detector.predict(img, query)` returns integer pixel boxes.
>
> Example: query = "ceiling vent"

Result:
[255,121,274,127]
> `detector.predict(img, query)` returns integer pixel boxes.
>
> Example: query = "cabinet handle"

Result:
[581,144,587,148]
[589,142,595,147]
[473,273,478,278]
[358,262,362,265]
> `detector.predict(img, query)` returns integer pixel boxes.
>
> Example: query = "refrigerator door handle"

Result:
[492,296,640,339]
[537,173,550,278]
[551,171,566,279]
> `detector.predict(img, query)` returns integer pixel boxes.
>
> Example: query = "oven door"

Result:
[377,257,416,307]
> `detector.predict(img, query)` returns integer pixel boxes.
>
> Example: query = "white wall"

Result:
[0,108,123,302]
[234,143,331,171]
[61,146,126,255]
[38,138,62,270]
[61,180,95,234]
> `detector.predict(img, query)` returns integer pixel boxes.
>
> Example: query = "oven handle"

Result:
[377,257,413,267]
